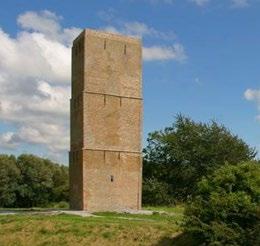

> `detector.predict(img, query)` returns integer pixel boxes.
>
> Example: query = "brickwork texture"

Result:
[69,29,143,211]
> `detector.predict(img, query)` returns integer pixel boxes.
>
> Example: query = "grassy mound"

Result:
[0,207,188,246]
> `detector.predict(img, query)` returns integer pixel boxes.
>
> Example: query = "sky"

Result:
[0,0,260,164]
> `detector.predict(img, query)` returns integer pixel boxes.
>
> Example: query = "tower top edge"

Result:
[73,28,142,45]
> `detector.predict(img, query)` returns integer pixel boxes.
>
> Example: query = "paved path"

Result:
[0,209,154,217]
[0,209,93,217]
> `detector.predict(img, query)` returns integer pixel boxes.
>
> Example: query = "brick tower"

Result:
[69,29,143,211]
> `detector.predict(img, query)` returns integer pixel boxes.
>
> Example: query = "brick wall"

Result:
[70,29,143,211]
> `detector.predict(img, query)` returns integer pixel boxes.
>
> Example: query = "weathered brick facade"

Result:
[69,29,143,211]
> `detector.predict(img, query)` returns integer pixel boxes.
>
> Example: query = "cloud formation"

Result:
[0,11,81,162]
[0,10,186,162]
[244,89,260,102]
[143,44,186,62]
[103,21,176,41]
[244,89,260,121]
[103,21,186,62]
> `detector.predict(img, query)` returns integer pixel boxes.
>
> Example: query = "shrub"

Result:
[184,162,260,245]
[142,178,174,206]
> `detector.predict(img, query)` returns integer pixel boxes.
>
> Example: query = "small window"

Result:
[104,40,107,50]
[103,95,106,106]
[110,175,114,182]
[124,45,126,55]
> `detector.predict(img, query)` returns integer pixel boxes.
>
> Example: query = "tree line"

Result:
[0,154,68,208]
[0,114,259,244]
[0,115,257,208]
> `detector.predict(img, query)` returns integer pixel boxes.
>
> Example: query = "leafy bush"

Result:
[142,178,174,206]
[184,162,260,245]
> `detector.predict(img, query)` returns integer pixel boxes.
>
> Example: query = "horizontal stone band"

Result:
[69,148,142,154]
[83,91,143,100]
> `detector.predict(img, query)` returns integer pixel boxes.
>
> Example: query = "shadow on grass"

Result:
[154,233,199,246]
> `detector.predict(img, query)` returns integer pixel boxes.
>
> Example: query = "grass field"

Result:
[0,206,193,246]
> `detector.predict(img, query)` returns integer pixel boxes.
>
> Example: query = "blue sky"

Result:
[0,0,260,164]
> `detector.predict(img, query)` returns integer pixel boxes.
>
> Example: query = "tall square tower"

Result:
[69,29,143,211]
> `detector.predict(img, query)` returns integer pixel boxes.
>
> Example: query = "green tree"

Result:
[0,153,69,208]
[143,115,256,202]
[45,160,69,203]
[16,154,53,207]
[184,162,260,245]
[0,155,20,207]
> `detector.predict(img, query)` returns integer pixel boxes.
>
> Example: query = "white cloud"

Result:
[103,21,176,40]
[0,11,81,162]
[231,0,249,8]
[0,26,73,85]
[102,22,185,62]
[191,0,210,6]
[143,44,186,62]
[17,10,81,45]
[244,89,260,103]
[0,10,186,162]
[0,132,18,149]
[244,89,260,122]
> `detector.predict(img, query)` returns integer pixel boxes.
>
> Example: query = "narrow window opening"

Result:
[104,95,106,106]
[124,44,126,55]
[110,175,114,182]
[104,40,107,50]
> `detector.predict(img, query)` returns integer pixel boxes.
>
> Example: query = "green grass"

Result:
[0,206,190,246]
